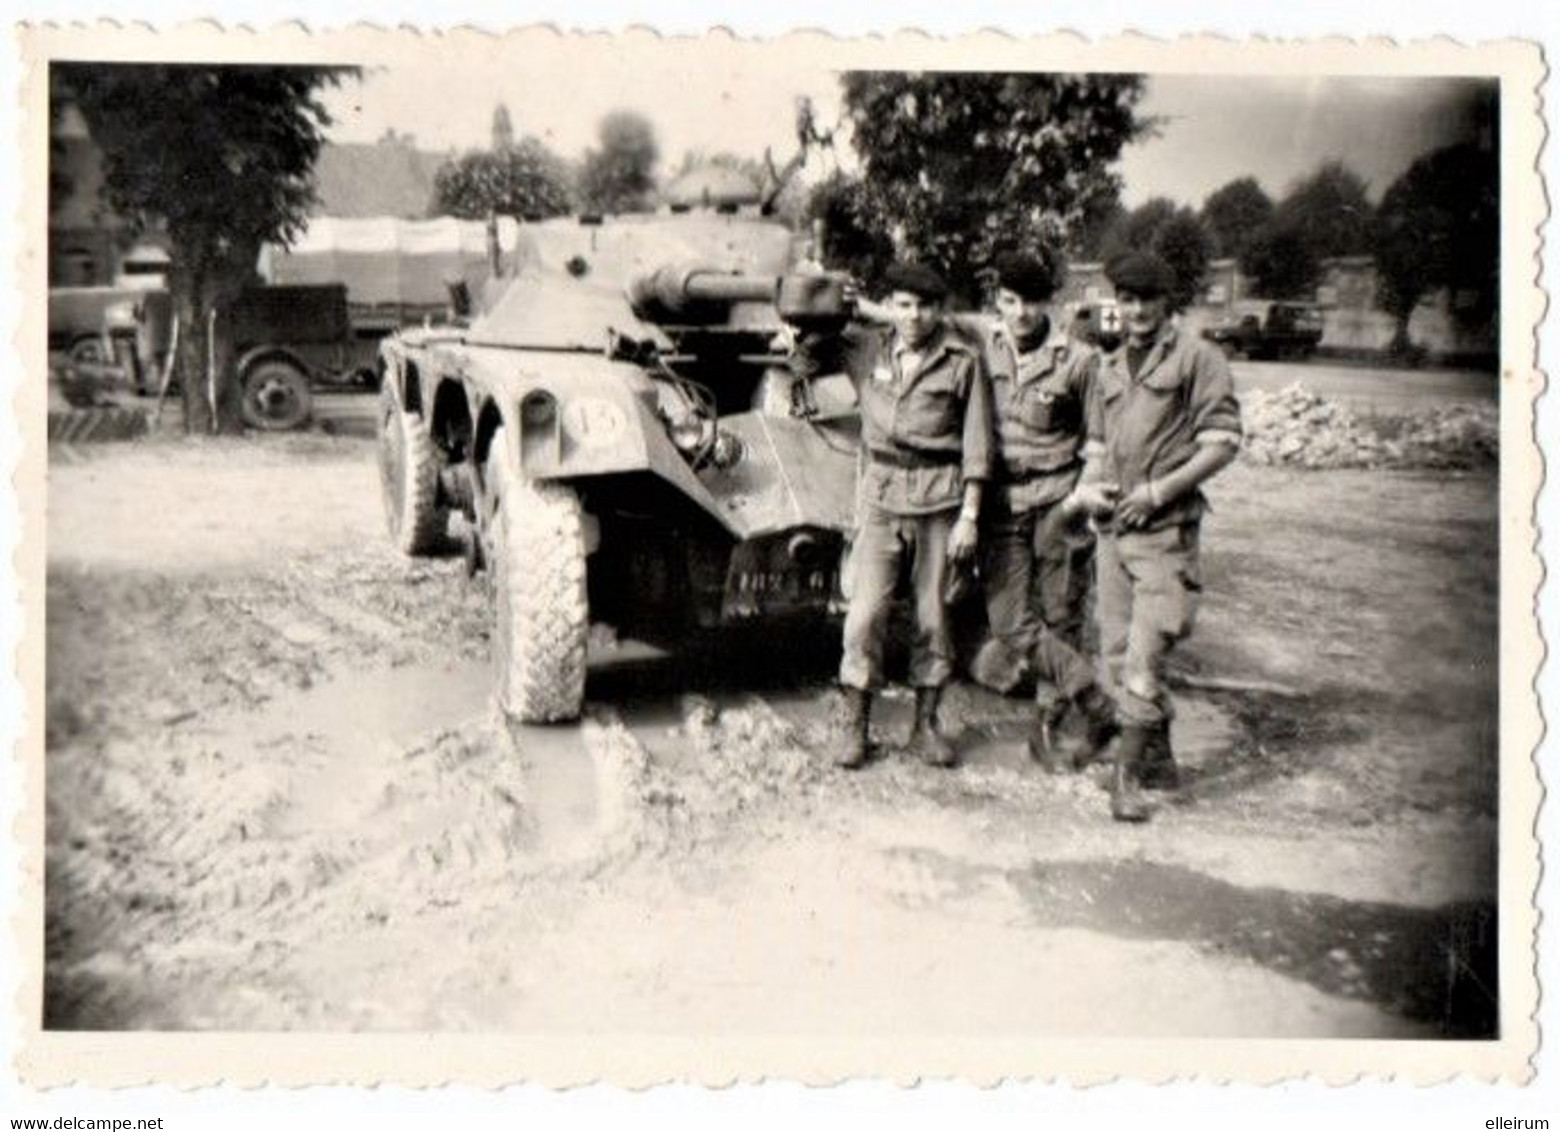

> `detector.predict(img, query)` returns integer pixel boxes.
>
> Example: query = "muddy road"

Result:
[43,434,1499,1037]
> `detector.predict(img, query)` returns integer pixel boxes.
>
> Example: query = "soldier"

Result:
[1065,251,1243,822]
[835,262,993,770]
[956,252,1118,772]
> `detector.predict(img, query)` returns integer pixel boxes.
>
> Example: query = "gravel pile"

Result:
[1241,383,1498,470]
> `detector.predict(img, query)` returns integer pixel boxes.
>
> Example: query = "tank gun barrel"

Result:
[628,266,778,323]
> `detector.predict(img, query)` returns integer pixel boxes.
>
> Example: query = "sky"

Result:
[319,59,1496,211]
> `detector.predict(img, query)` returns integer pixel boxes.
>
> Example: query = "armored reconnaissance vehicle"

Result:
[376,176,860,722]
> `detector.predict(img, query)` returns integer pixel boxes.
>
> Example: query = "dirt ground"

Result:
[41,431,1499,1038]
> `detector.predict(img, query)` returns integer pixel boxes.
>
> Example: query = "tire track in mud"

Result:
[46,655,668,1028]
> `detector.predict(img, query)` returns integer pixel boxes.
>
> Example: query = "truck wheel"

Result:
[377,382,447,555]
[240,358,313,431]
[68,336,107,367]
[485,437,588,722]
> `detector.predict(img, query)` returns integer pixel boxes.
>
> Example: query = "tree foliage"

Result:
[430,139,574,221]
[1066,195,1127,261]
[838,72,1149,296]
[1227,161,1374,300]
[1200,177,1274,260]
[55,63,353,434]
[1099,197,1212,311]
[1375,142,1499,347]
[1239,223,1320,300]
[804,171,898,285]
[1273,160,1376,259]
[579,110,660,214]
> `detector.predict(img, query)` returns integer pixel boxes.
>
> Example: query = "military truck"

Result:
[1201,300,1324,360]
[48,242,170,366]
[1066,297,1124,352]
[376,205,861,722]
[113,283,389,429]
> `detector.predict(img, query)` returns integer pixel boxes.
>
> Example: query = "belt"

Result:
[868,446,960,470]
[999,458,1081,484]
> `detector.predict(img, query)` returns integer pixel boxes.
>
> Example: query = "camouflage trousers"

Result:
[1095,522,1203,727]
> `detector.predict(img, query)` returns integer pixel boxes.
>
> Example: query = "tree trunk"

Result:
[171,253,254,434]
[172,271,211,435]
[1388,310,1414,360]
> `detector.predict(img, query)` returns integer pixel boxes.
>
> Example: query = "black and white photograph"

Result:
[11,26,1543,1086]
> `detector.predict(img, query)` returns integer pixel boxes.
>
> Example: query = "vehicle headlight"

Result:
[668,416,712,454]
[104,300,138,330]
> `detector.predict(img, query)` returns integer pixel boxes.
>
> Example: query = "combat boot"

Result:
[1138,719,1181,791]
[1109,724,1152,823]
[1075,685,1121,769]
[908,686,958,769]
[1026,699,1073,774]
[833,688,872,770]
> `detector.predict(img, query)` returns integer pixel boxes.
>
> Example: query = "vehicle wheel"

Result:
[485,435,588,722]
[377,382,447,555]
[240,358,313,431]
[68,336,107,367]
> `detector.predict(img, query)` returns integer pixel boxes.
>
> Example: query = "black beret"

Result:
[1105,251,1176,299]
[882,261,949,301]
[993,252,1057,300]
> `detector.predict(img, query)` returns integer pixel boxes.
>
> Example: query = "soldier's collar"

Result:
[892,323,948,358]
[1118,320,1177,359]
[998,315,1052,355]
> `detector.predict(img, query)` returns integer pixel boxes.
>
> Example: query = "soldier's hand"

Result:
[948,514,979,562]
[1115,482,1159,529]
[1067,482,1119,518]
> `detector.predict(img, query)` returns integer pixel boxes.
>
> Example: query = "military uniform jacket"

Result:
[1085,322,1243,531]
[951,313,1096,512]
[845,324,994,517]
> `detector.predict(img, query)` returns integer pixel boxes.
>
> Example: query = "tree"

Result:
[56,63,353,433]
[1099,197,1213,311]
[1240,222,1321,299]
[1273,160,1376,259]
[1375,142,1499,353]
[430,139,574,221]
[1066,195,1127,261]
[839,73,1150,297]
[1200,177,1274,260]
[804,171,897,286]
[579,110,660,214]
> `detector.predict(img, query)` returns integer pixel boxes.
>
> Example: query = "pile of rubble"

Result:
[1241,383,1498,470]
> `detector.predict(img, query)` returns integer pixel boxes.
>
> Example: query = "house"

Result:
[309,136,452,220]
[48,101,148,286]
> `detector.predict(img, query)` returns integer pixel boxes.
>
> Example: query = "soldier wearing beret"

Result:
[945,252,1118,771]
[1066,251,1243,821]
[834,261,994,770]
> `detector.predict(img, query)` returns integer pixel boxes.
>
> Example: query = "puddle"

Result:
[234,657,488,753]
[198,658,609,862]
[1009,857,1498,1037]
[497,719,603,859]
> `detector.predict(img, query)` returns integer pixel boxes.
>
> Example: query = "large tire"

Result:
[240,358,313,431]
[377,382,447,556]
[485,436,588,722]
